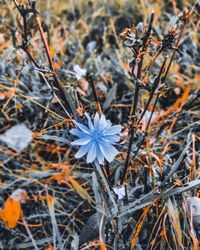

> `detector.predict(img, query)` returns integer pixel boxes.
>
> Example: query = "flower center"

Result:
[92,131,101,142]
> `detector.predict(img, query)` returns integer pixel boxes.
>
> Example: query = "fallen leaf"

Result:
[0,124,32,152]
[0,197,21,229]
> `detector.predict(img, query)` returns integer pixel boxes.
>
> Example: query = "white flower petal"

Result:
[85,112,94,131]
[70,129,89,138]
[113,187,126,200]
[105,120,112,129]
[71,137,92,145]
[96,144,104,164]
[87,142,97,163]
[99,141,118,162]
[104,125,122,135]
[102,135,120,143]
[75,121,91,134]
[98,114,107,131]
[73,64,86,80]
[94,113,100,130]
[75,141,92,158]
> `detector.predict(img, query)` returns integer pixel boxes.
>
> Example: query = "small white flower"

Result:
[73,64,86,80]
[70,113,121,164]
[113,186,126,200]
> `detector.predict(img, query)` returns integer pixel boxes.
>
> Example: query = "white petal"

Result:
[102,135,120,143]
[74,121,91,134]
[105,120,112,129]
[71,137,91,145]
[113,187,125,200]
[75,141,92,158]
[96,144,104,164]
[94,113,100,130]
[73,64,86,80]
[85,112,94,131]
[98,114,107,131]
[104,125,121,135]
[70,129,88,138]
[99,142,118,162]
[86,142,97,163]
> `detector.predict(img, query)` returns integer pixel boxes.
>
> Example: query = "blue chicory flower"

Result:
[70,113,121,164]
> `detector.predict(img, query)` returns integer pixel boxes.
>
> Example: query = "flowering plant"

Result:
[70,113,121,164]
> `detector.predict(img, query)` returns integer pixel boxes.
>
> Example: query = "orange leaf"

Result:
[155,86,190,121]
[150,41,161,46]
[45,72,53,78]
[0,197,21,228]
[49,45,55,58]
[52,62,60,72]
[130,205,151,249]
[100,239,106,250]
[19,0,27,5]
[167,199,183,248]
[45,244,54,250]
[47,168,70,185]
[130,199,158,249]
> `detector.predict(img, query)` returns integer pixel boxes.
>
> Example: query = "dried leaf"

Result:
[0,124,32,152]
[167,198,183,248]
[49,45,55,58]
[99,239,106,250]
[68,177,92,204]
[0,197,21,229]
[47,168,71,185]
[130,204,152,249]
